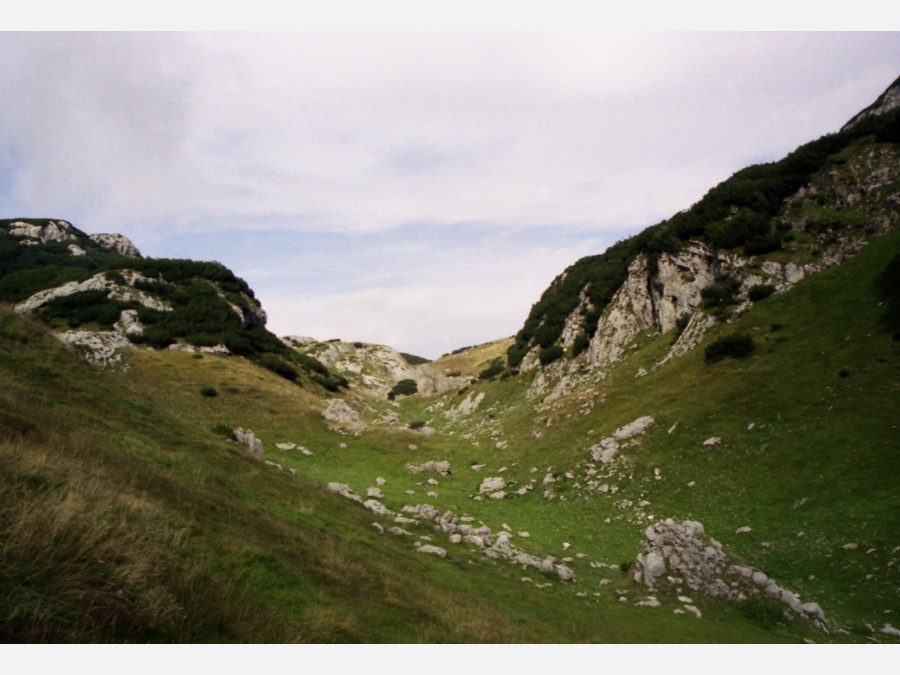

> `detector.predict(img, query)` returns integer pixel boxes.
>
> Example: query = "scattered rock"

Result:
[327,482,362,503]
[479,476,507,494]
[417,544,447,558]
[322,399,366,435]
[842,542,859,551]
[407,460,452,475]
[634,518,825,625]
[234,428,264,459]
[702,437,722,448]
[882,623,900,637]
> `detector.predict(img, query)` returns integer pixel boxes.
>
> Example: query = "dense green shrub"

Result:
[294,352,329,377]
[312,374,348,392]
[388,379,418,400]
[257,354,299,382]
[539,344,564,366]
[705,333,755,362]
[36,290,134,329]
[478,359,505,380]
[700,276,742,319]
[748,284,776,302]
[211,424,235,440]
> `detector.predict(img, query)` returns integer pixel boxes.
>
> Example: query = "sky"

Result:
[1,30,898,358]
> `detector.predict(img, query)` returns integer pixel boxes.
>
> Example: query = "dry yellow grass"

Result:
[432,337,514,377]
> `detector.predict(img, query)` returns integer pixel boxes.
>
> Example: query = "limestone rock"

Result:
[322,399,366,435]
[417,545,447,558]
[234,428,264,459]
[479,476,507,494]
[89,232,142,258]
[327,482,362,504]
[406,460,452,476]
[635,518,826,625]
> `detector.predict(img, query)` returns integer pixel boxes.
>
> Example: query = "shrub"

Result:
[538,344,564,366]
[257,354,299,382]
[388,379,418,400]
[211,424,235,440]
[313,374,347,392]
[700,275,741,311]
[705,333,755,362]
[478,359,505,380]
[675,314,691,337]
[748,284,776,302]
[200,387,218,397]
[408,421,427,430]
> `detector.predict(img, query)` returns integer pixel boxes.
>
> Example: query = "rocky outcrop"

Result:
[234,428,264,459]
[88,233,142,258]
[294,340,455,398]
[5,219,78,243]
[444,391,486,420]
[842,75,900,131]
[15,271,171,315]
[634,519,826,625]
[3,219,142,258]
[406,460,452,476]
[589,416,654,465]
[322,399,366,435]
[55,330,133,367]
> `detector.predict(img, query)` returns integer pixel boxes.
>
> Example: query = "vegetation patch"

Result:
[704,333,756,362]
[388,379,418,400]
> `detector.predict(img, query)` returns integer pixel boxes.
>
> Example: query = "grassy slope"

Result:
[0,307,789,643]
[1,230,896,643]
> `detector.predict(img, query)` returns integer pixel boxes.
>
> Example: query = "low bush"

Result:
[539,345,564,366]
[388,379,418,400]
[478,359,505,380]
[748,284,776,302]
[257,354,299,382]
[200,387,218,397]
[705,333,755,362]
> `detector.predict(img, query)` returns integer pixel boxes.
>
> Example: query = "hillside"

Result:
[1,76,899,644]
[507,76,900,376]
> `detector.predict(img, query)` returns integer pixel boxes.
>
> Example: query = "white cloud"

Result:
[0,32,897,356]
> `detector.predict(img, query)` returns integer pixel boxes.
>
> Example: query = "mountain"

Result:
[1,77,898,644]
[507,76,900,383]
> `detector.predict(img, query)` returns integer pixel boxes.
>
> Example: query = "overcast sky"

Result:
[1,31,897,357]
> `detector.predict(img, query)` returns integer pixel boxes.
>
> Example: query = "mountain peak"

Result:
[842,74,900,131]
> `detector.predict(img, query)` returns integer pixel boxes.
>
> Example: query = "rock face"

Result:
[3,219,142,258]
[291,339,456,398]
[234,428,264,459]
[322,399,366,435]
[517,124,900,382]
[634,519,826,625]
[6,219,78,243]
[88,233,142,258]
[15,271,170,315]
[55,330,133,367]
[589,416,654,464]
[842,75,900,131]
